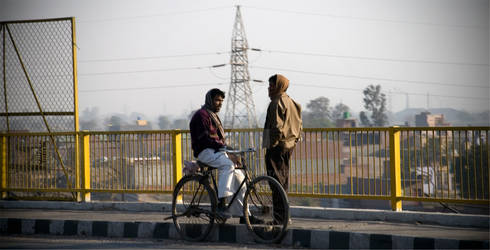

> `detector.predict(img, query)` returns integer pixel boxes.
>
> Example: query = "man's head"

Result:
[268,74,289,99]
[205,88,225,112]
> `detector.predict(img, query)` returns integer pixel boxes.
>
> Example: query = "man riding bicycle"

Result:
[189,88,257,223]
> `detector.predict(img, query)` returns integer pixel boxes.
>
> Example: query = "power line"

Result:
[78,48,487,67]
[78,48,489,67]
[79,82,227,93]
[294,83,360,92]
[77,62,487,89]
[79,64,228,76]
[251,48,488,67]
[78,51,230,63]
[78,6,233,23]
[294,83,489,101]
[242,5,488,30]
[396,92,488,101]
[251,65,488,89]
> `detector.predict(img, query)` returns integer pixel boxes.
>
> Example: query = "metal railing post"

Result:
[72,17,81,202]
[1,135,7,199]
[75,131,81,201]
[390,126,402,211]
[82,132,91,201]
[172,130,182,187]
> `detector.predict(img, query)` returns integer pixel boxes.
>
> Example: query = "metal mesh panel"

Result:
[0,18,75,132]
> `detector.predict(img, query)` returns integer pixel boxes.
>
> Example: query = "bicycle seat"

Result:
[196,161,217,174]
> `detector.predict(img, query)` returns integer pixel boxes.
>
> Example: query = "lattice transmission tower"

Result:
[224,5,258,128]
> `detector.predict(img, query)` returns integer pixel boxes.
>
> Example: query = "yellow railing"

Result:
[1,127,488,210]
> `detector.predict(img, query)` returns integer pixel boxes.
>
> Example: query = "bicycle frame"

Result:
[196,151,254,213]
[201,152,252,211]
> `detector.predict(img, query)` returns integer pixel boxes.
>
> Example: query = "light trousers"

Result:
[197,148,246,216]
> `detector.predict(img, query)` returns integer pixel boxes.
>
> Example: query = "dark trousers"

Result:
[265,145,293,222]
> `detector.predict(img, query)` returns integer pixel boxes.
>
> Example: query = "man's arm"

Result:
[269,100,285,148]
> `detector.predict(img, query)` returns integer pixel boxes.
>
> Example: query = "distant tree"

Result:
[303,96,334,128]
[107,115,123,131]
[307,96,331,119]
[158,115,170,130]
[475,111,490,126]
[360,85,388,127]
[454,142,488,197]
[172,119,188,129]
[332,103,351,121]
[359,112,371,127]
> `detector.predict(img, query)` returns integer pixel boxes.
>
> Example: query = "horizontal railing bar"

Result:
[396,126,490,131]
[303,127,391,132]
[303,127,490,132]
[289,193,391,200]
[0,17,73,24]
[400,196,489,204]
[80,130,184,135]
[2,132,77,136]
[4,127,487,137]
[0,112,75,117]
[0,188,172,194]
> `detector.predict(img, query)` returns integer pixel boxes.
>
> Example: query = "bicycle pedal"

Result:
[216,206,232,219]
[216,217,227,224]
[216,211,232,220]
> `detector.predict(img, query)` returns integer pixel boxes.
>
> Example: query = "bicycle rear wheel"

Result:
[243,175,289,243]
[172,175,217,241]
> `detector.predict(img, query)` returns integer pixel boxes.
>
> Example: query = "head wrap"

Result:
[269,74,289,99]
[203,90,216,112]
[202,89,226,142]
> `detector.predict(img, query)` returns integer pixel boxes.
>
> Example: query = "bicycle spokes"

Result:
[244,176,289,243]
[172,175,216,241]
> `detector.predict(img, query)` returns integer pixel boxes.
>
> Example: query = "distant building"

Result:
[108,117,151,131]
[336,112,357,128]
[136,119,148,127]
[415,111,450,127]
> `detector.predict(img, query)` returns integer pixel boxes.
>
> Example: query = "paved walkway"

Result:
[0,201,488,249]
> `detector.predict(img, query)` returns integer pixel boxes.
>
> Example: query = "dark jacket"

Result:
[189,108,225,158]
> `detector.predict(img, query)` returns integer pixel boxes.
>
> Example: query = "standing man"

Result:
[263,74,302,224]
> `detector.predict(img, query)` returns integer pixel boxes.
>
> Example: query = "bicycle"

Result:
[169,148,289,243]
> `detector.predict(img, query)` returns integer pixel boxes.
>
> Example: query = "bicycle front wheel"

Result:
[243,175,289,243]
[172,175,217,241]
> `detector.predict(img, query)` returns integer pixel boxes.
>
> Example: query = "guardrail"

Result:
[1,127,488,210]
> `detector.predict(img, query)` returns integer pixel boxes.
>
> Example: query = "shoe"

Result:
[239,216,265,224]
[216,197,232,219]
[216,207,232,219]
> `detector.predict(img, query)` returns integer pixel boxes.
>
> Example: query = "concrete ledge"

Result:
[0,217,488,249]
[290,206,490,228]
[1,200,488,228]
[0,200,172,213]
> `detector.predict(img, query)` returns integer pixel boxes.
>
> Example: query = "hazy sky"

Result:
[1,0,489,121]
